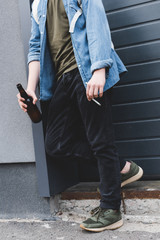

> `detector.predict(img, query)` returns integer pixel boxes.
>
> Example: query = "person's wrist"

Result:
[93,68,105,76]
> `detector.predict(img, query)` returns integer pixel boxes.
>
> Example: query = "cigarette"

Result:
[85,82,101,106]
[92,98,101,106]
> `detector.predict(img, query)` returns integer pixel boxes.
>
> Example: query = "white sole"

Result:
[121,167,143,187]
[80,219,123,232]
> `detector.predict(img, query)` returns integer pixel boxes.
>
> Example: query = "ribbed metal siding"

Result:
[103,0,160,178]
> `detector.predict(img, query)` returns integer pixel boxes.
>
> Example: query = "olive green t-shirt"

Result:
[46,0,77,81]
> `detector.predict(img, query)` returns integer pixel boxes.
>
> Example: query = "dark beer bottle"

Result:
[16,83,42,123]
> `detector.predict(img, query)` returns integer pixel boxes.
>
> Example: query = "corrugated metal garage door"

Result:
[79,0,160,181]
[103,0,160,179]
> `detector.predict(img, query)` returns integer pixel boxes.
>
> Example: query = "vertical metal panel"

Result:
[108,0,160,178]
[18,0,50,196]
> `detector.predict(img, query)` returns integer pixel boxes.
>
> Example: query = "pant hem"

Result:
[100,202,121,210]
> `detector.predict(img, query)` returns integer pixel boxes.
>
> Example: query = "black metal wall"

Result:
[103,0,160,179]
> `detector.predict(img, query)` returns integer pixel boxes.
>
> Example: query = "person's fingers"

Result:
[26,91,37,105]
[88,85,94,101]
[19,97,25,102]
[19,100,27,108]
[18,98,27,106]
[86,83,90,100]
[22,107,27,112]
[16,93,20,98]
[93,86,98,98]
[17,95,27,112]
[99,86,104,98]
[17,93,25,102]
[32,95,38,105]
[19,102,27,112]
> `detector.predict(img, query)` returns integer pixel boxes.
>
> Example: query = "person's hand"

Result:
[86,68,106,101]
[17,89,37,112]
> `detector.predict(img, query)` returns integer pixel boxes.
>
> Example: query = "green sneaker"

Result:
[121,161,143,187]
[97,161,143,192]
[80,207,123,232]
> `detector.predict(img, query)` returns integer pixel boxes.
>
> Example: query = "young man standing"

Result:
[17,0,143,232]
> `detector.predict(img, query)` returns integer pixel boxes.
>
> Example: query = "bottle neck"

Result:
[19,89,28,99]
[17,84,28,99]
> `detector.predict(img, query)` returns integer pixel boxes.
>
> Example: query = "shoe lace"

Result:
[90,206,105,221]
[90,206,100,215]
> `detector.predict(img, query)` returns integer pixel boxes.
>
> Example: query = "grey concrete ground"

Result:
[1,198,160,240]
[0,219,160,240]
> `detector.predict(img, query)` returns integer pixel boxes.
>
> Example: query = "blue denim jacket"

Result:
[28,0,127,101]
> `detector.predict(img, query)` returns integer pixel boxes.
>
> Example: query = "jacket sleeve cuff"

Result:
[91,59,113,74]
[27,54,40,65]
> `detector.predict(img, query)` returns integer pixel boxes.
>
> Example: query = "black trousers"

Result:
[43,67,126,209]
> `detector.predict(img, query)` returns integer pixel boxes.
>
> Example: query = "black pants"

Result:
[43,67,126,210]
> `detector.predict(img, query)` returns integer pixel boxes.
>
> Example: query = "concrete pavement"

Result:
[0,218,160,240]
[1,198,160,240]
